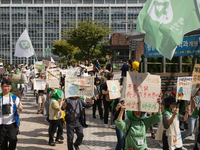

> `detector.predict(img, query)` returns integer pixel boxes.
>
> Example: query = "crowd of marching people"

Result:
[1,59,200,150]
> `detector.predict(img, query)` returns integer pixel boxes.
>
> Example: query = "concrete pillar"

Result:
[179,56,182,73]
[143,57,147,73]
[162,57,166,73]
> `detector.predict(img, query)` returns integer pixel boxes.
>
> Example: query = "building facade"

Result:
[0,0,146,65]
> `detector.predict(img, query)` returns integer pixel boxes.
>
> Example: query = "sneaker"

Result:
[37,110,40,114]
[104,124,109,128]
[55,139,63,144]
[49,142,56,146]
[110,124,116,128]
[182,147,187,150]
[158,141,163,148]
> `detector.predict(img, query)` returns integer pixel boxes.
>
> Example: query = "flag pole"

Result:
[34,51,38,62]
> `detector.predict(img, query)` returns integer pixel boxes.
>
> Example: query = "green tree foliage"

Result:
[52,40,77,60]
[73,42,112,63]
[64,19,113,62]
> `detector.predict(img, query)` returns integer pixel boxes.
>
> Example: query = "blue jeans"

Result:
[115,127,124,150]
[181,115,198,144]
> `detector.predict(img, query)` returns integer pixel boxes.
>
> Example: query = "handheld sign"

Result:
[33,79,46,90]
[34,65,45,74]
[125,72,161,112]
[107,80,121,99]
[176,77,193,101]
[192,64,200,84]
[65,76,94,98]
[47,68,61,88]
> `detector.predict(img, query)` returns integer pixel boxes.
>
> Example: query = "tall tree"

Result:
[64,19,113,62]
[52,40,76,60]
[73,42,112,63]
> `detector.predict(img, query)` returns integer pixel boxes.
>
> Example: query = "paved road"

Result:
[16,75,195,150]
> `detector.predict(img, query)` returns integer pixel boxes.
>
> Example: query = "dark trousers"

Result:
[67,120,84,150]
[92,99,103,117]
[0,123,17,150]
[103,99,112,124]
[49,119,63,143]
[162,132,182,150]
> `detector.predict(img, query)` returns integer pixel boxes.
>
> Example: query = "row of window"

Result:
[1,0,146,4]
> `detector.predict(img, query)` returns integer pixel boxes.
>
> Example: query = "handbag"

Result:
[65,101,79,124]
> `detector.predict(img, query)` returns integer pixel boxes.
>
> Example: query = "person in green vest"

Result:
[14,67,20,75]
[162,96,190,150]
[115,96,162,150]
[48,87,64,146]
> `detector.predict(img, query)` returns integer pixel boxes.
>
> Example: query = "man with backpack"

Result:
[62,97,94,150]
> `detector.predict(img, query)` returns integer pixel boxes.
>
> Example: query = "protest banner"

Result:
[125,72,161,112]
[65,76,94,98]
[33,79,46,90]
[34,64,45,74]
[47,68,61,88]
[176,77,193,101]
[192,64,200,84]
[42,60,49,67]
[64,68,78,78]
[107,80,121,99]
[0,68,5,74]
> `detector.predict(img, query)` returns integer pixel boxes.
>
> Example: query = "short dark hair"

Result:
[107,73,114,80]
[1,80,12,86]
[123,60,126,62]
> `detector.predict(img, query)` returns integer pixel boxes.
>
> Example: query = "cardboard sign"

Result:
[65,76,94,98]
[47,68,61,88]
[11,74,22,80]
[0,68,5,74]
[176,77,193,101]
[33,79,46,90]
[65,68,78,78]
[120,77,126,101]
[34,65,45,74]
[125,72,161,112]
[192,64,200,84]
[42,60,49,67]
[36,61,43,65]
[86,66,93,72]
[107,80,121,99]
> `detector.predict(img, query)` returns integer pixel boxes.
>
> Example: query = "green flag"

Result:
[48,88,63,100]
[46,46,50,53]
[136,0,200,60]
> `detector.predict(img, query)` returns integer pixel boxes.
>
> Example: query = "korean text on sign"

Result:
[125,72,161,112]
[176,77,192,101]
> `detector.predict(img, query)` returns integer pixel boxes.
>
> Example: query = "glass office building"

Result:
[0,0,146,64]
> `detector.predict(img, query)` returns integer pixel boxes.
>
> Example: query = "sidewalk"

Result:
[16,87,195,150]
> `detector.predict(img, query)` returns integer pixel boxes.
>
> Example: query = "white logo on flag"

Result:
[148,0,173,24]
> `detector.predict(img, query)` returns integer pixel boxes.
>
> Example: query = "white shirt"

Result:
[26,69,30,77]
[0,96,20,125]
